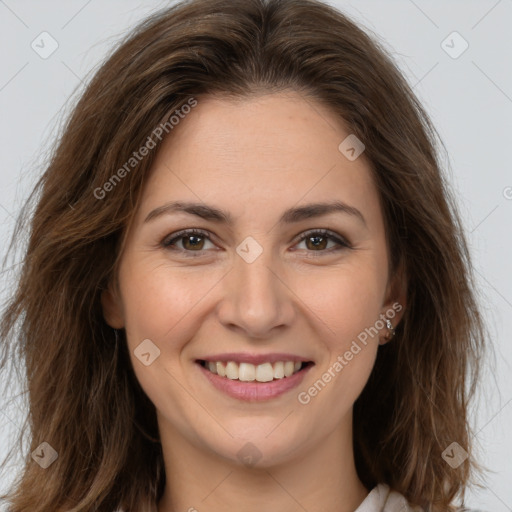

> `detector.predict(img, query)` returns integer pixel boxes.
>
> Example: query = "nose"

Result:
[216,245,296,339]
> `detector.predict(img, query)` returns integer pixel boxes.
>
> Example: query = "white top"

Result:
[354,483,423,511]
[137,483,422,512]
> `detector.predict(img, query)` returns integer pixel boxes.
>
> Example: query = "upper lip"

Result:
[198,352,313,365]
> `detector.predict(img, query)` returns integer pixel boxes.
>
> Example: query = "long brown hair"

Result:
[0,0,488,510]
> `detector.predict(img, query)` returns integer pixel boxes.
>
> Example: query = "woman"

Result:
[0,0,488,510]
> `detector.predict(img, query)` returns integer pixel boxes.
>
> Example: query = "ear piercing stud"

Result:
[384,318,395,341]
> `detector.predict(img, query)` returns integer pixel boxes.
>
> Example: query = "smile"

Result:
[196,358,315,401]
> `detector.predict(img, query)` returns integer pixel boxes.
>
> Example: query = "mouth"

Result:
[196,358,315,401]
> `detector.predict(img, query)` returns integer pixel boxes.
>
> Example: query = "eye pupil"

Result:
[306,235,327,250]
[183,235,204,250]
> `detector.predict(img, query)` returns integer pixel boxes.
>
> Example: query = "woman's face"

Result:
[102,91,404,467]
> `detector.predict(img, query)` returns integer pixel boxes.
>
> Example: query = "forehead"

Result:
[135,92,381,228]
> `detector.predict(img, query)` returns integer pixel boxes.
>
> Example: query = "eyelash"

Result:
[161,228,351,257]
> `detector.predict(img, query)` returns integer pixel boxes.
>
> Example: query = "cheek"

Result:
[118,257,212,346]
[295,272,381,428]
[117,257,228,400]
[117,259,204,421]
[296,260,386,348]
[292,259,384,407]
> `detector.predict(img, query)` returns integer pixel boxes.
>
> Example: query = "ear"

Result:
[379,259,407,345]
[101,281,125,329]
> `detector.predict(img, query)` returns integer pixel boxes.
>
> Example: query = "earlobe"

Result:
[100,284,125,329]
[378,309,401,346]
[379,261,407,345]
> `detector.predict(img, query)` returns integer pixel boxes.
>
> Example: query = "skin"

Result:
[102,91,406,512]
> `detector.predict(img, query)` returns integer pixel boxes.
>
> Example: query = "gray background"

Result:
[0,0,511,510]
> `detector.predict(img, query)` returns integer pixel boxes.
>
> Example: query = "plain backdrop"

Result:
[0,1,511,510]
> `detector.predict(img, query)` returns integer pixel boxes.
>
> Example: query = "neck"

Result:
[156,416,369,512]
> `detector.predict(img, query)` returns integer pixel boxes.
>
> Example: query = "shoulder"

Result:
[356,484,488,512]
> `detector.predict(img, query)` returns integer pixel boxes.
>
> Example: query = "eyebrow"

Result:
[144,200,366,227]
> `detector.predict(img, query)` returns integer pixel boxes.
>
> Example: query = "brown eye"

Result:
[304,234,329,251]
[181,234,205,250]
[162,229,214,253]
[295,229,351,253]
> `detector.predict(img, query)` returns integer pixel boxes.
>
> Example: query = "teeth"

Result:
[273,361,284,379]
[203,360,305,382]
[239,362,255,382]
[256,362,274,382]
[284,361,295,377]
[225,361,239,380]
[216,361,226,377]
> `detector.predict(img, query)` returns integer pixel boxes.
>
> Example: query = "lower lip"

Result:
[197,362,313,402]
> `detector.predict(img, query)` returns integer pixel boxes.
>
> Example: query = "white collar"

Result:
[355,483,423,512]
